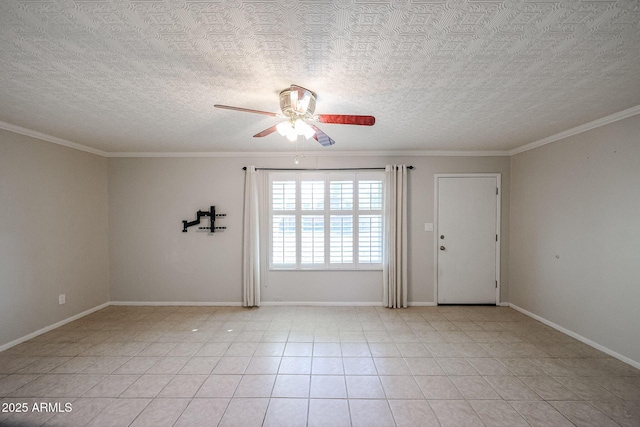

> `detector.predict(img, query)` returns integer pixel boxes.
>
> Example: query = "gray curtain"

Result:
[383,165,408,308]
[242,166,261,307]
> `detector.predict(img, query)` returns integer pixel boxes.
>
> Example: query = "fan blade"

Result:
[316,114,375,126]
[253,125,278,138]
[309,124,335,147]
[214,104,280,117]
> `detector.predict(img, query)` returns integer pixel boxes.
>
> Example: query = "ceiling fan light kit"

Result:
[214,84,375,147]
[276,119,315,142]
[279,86,317,118]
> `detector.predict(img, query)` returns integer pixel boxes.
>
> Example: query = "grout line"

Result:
[509,303,640,370]
[0,302,110,353]
[2,305,638,427]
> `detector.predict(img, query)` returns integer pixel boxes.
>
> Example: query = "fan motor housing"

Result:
[280,86,317,117]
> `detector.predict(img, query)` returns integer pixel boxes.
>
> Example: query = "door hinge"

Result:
[496,187,499,195]
[496,234,498,242]
[495,280,498,288]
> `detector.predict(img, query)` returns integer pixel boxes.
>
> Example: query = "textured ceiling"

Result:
[0,0,639,154]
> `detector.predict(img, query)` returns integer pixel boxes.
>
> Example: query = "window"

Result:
[269,171,384,269]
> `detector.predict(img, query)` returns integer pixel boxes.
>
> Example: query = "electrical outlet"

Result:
[58,294,65,305]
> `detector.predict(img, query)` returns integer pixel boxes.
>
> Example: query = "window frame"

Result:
[268,170,384,271]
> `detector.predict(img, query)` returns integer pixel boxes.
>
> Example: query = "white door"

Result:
[436,175,499,304]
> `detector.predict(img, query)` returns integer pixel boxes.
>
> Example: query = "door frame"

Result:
[434,173,501,305]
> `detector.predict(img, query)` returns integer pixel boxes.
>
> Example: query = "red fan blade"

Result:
[253,125,278,138]
[214,104,280,117]
[309,124,335,147]
[316,114,375,126]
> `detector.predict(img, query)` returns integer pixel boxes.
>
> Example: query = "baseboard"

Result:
[260,301,385,306]
[509,303,640,370]
[260,301,436,307]
[0,302,110,353]
[406,302,506,307]
[109,301,243,307]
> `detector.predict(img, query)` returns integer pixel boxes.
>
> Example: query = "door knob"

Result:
[440,246,445,250]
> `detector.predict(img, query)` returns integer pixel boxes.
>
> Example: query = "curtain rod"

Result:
[242,166,413,171]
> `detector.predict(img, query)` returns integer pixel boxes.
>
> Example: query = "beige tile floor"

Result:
[1,305,639,426]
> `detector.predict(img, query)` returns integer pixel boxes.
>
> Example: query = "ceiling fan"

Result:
[214,84,375,146]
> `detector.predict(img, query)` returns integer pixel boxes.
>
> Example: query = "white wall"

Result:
[510,114,640,365]
[108,157,245,303]
[108,154,510,304]
[0,129,110,348]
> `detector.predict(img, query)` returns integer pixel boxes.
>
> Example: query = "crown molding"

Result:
[0,121,109,157]
[508,104,640,156]
[0,121,509,157]
[3,104,639,158]
[105,150,511,158]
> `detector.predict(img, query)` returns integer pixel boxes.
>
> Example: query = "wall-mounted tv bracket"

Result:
[182,206,226,233]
